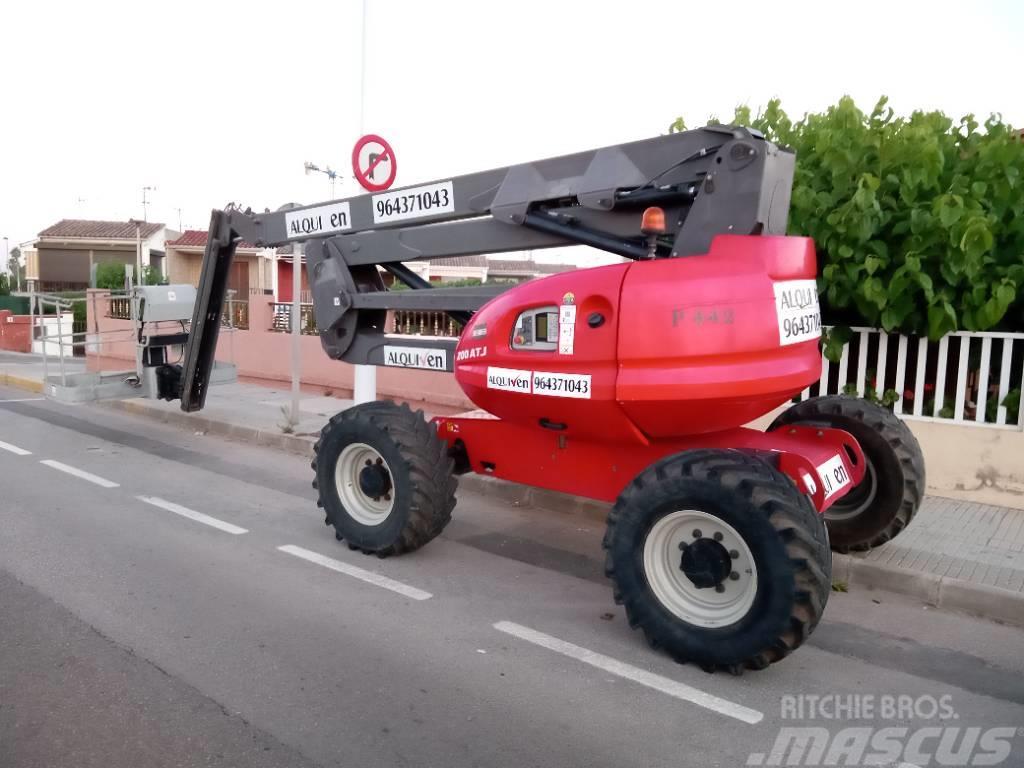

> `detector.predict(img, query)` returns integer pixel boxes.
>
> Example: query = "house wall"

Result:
[0,311,32,352]
[167,249,269,295]
[86,291,473,409]
[277,261,310,302]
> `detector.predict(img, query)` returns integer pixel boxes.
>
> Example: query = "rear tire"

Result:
[603,449,831,673]
[312,401,457,556]
[769,395,925,553]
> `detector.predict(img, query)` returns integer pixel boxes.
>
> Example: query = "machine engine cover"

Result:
[452,235,822,442]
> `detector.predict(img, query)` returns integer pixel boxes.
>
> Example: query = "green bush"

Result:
[94,262,162,289]
[670,97,1024,338]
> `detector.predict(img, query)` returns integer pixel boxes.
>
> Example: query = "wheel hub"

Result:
[680,538,733,589]
[642,510,758,628]
[334,443,395,526]
[358,463,392,499]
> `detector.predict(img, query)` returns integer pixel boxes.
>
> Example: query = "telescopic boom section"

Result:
[179,125,794,412]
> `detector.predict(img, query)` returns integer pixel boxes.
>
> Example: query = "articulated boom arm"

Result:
[180,125,794,412]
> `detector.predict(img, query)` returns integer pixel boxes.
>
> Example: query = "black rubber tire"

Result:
[769,395,925,553]
[602,449,831,673]
[312,401,457,557]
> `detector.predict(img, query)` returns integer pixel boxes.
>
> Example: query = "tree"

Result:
[7,246,23,291]
[669,97,1024,339]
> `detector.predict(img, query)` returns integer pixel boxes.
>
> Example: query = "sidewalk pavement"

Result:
[2,353,1022,628]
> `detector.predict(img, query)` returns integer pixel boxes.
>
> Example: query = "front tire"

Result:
[603,449,831,673]
[312,401,457,556]
[769,395,925,553]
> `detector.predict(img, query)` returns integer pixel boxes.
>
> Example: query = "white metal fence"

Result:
[800,328,1024,430]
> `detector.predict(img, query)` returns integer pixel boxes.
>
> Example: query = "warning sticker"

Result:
[773,279,821,346]
[558,304,576,355]
[382,346,447,371]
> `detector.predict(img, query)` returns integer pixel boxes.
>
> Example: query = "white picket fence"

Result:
[800,328,1024,430]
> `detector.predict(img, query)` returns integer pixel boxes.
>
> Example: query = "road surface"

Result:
[1,383,1022,768]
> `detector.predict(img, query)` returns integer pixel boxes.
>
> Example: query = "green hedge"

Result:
[670,97,1024,338]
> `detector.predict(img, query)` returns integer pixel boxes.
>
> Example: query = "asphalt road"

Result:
[1,383,1022,768]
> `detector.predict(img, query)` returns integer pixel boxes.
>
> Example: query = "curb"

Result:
[0,372,45,394]
[103,399,320,458]
[8,374,1022,631]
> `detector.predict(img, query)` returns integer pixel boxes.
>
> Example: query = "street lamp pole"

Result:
[353,0,377,405]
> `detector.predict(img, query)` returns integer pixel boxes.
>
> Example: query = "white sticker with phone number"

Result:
[817,454,851,499]
[372,181,454,224]
[774,279,821,346]
[532,371,591,399]
[485,367,591,399]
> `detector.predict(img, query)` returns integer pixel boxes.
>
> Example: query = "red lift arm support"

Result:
[433,415,864,513]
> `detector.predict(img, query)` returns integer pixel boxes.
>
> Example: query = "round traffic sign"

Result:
[352,134,397,192]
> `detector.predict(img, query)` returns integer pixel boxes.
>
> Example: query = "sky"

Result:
[2,0,1022,266]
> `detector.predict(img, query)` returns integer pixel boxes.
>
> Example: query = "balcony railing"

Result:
[223,299,249,330]
[107,296,132,320]
[393,310,463,338]
[270,302,318,335]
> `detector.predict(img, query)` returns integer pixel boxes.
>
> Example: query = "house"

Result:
[165,230,275,298]
[27,219,169,292]
[426,255,575,283]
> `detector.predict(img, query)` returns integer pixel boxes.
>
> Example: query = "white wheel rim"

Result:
[334,443,394,526]
[642,510,758,628]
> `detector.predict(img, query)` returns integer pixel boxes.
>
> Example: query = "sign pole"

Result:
[291,242,302,426]
[353,0,377,406]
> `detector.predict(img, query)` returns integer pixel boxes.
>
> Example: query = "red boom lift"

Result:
[166,125,924,672]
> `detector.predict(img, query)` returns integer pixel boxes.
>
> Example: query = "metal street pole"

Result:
[353,0,377,405]
[291,242,302,426]
[2,237,8,288]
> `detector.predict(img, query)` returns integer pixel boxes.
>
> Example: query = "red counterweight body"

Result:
[438,235,862,510]
[453,235,822,439]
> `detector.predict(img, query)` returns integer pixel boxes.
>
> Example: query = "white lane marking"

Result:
[0,398,46,403]
[277,544,432,601]
[40,459,119,488]
[0,440,32,456]
[493,621,763,725]
[137,496,248,535]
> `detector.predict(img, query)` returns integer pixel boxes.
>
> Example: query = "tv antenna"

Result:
[142,186,157,221]
[304,162,343,198]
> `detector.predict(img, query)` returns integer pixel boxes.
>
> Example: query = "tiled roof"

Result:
[428,256,574,273]
[38,219,164,240]
[488,259,574,274]
[430,255,488,268]
[167,230,258,249]
[536,262,575,274]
